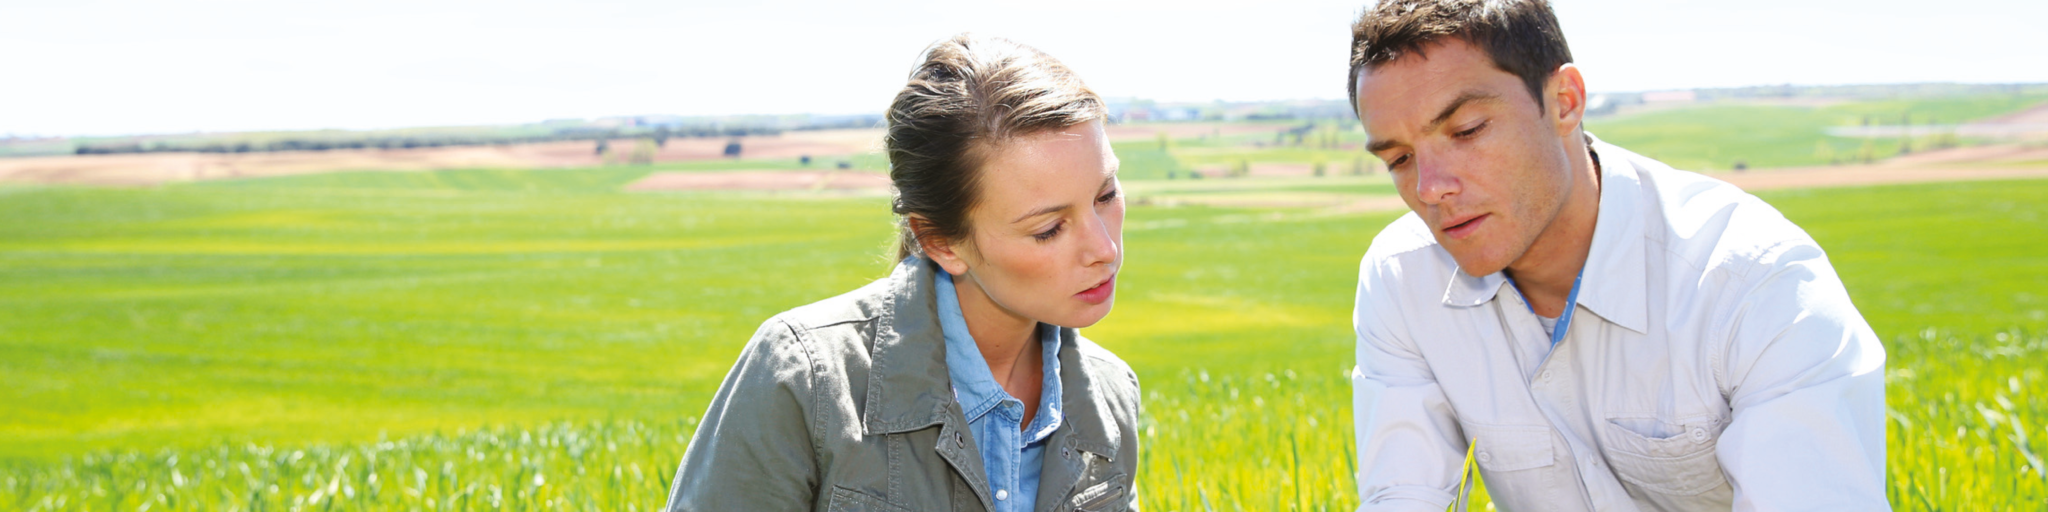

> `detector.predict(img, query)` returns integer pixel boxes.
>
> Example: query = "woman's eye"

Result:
[1390,154,1410,168]
[1097,189,1119,203]
[1033,223,1063,241]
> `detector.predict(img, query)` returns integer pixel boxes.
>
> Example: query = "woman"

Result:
[665,34,1140,512]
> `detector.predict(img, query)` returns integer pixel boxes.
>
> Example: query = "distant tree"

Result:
[631,139,658,165]
[724,139,743,158]
[800,155,812,166]
[653,127,671,148]
[595,140,609,156]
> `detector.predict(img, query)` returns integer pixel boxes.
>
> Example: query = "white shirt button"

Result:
[1540,370,1554,382]
[996,489,1009,501]
[1477,451,1492,463]
[1691,427,1709,443]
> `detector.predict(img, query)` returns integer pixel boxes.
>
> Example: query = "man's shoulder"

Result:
[1355,212,1459,314]
[1361,211,1446,270]
[1606,143,1825,275]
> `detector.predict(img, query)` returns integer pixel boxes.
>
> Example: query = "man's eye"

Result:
[1390,154,1410,168]
[1097,189,1120,203]
[1454,121,1488,139]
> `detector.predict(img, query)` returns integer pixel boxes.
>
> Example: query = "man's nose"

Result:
[1415,153,1460,205]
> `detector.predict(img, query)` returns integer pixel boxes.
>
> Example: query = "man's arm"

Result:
[1716,242,1888,511]
[1353,264,1466,512]
[665,317,820,511]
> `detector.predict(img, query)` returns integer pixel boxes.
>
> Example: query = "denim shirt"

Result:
[935,270,1064,512]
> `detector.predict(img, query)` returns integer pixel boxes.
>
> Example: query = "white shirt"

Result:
[1350,140,1888,512]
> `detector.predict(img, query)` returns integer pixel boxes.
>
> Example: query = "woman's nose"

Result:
[1080,211,1119,267]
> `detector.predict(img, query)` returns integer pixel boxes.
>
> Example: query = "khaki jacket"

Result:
[666,258,1141,512]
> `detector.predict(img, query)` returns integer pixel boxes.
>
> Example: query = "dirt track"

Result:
[0,129,889,186]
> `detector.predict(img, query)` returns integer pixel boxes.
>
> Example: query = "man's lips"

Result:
[1440,212,1488,239]
[1075,274,1116,305]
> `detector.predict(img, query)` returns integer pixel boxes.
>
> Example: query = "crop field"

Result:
[2,157,2045,511]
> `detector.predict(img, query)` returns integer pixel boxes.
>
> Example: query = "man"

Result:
[1344,1,1887,510]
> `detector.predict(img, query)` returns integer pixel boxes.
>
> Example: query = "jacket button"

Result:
[955,432,965,447]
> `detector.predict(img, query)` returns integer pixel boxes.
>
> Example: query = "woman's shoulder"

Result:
[1064,331,1141,404]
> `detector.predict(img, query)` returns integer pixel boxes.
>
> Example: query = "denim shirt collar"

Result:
[935,269,1066,441]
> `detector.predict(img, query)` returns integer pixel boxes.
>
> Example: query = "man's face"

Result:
[1355,38,1575,277]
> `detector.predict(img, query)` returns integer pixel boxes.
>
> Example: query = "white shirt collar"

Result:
[1438,134,1650,334]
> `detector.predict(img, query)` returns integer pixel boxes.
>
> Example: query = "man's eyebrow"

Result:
[1425,91,1499,131]
[1364,90,1499,154]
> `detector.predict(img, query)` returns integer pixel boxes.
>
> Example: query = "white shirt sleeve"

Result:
[1352,262,1465,512]
[1715,242,1889,511]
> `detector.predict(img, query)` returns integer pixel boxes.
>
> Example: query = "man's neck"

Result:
[1505,143,1602,318]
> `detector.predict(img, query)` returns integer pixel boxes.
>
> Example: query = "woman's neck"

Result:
[949,271,1043,392]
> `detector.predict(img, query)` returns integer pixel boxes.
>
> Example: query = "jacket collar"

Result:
[862,257,957,434]
[1441,135,1650,334]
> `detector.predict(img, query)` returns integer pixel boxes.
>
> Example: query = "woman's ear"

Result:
[909,215,972,276]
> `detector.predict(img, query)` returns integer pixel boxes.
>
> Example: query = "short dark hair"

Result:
[1347,0,1574,112]
[884,34,1105,262]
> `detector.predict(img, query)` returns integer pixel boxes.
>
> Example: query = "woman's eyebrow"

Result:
[1012,204,1070,224]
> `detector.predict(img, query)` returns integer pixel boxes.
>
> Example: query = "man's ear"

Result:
[909,215,972,276]
[1548,63,1588,138]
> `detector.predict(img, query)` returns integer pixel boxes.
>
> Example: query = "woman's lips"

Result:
[1074,274,1116,305]
[1441,213,1487,240]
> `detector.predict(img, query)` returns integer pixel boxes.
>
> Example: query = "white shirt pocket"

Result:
[1464,423,1585,507]
[1600,416,1727,496]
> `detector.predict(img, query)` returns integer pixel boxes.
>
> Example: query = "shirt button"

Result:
[1540,370,1553,382]
[996,489,1009,501]
[1476,451,1492,463]
[1691,427,1709,443]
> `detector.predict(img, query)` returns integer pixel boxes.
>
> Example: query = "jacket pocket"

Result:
[1600,417,1727,496]
[827,485,915,512]
[1466,424,1555,472]
[1068,477,1129,511]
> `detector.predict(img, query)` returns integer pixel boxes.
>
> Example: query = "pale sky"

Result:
[4,0,2042,137]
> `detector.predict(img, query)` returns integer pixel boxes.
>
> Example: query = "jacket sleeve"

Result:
[665,316,820,512]
[1352,261,1464,512]
[1715,242,1888,511]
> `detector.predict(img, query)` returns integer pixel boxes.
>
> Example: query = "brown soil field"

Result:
[1714,165,2048,191]
[1978,102,2048,125]
[623,170,891,192]
[0,129,888,186]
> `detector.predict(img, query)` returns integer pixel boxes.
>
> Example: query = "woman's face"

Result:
[932,121,1124,329]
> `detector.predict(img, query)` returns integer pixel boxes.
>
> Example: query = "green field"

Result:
[1584,93,2048,171]
[3,163,2045,510]
[1104,91,2048,178]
